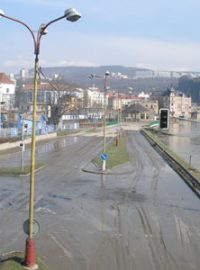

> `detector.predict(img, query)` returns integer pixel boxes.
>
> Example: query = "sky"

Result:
[1,0,200,74]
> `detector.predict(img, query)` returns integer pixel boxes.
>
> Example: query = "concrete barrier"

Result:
[141,129,200,198]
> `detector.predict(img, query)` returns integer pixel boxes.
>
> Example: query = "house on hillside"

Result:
[0,72,16,109]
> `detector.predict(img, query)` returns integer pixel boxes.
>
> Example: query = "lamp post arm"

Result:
[1,14,37,53]
[42,15,66,31]
[35,15,66,57]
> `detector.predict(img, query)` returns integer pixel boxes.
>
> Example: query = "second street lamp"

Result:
[102,71,110,171]
[0,8,81,268]
[88,72,110,171]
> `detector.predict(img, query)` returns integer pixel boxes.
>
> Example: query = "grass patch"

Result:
[57,129,80,136]
[143,129,200,182]
[0,252,48,270]
[93,136,129,169]
[85,128,101,133]
[0,163,44,176]
[0,137,20,145]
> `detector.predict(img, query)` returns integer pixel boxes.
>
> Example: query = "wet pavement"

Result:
[0,125,199,270]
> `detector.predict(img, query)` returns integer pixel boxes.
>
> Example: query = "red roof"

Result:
[108,93,142,100]
[16,83,75,92]
[18,83,54,91]
[0,73,14,84]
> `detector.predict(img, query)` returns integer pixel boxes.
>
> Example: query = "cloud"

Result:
[2,34,200,73]
[4,55,32,68]
[43,60,98,68]
[73,35,200,71]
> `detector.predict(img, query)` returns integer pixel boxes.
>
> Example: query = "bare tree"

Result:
[39,67,80,125]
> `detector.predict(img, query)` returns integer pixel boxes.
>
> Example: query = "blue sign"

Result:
[101,153,108,161]
[17,113,22,129]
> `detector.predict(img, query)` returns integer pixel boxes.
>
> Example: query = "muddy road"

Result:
[0,128,199,270]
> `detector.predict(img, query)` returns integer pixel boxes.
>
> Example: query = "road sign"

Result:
[101,153,108,161]
[23,219,40,236]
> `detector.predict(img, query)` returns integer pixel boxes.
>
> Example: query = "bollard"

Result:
[116,136,119,146]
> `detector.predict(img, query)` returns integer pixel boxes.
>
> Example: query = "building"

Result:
[140,99,159,116]
[16,82,80,111]
[20,68,29,79]
[15,82,82,126]
[122,103,153,121]
[163,88,192,118]
[83,86,105,109]
[0,72,16,109]
[138,91,150,99]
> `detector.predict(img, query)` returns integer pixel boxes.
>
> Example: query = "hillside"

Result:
[178,76,200,104]
[29,65,178,94]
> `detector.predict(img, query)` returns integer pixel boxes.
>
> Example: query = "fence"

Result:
[0,124,57,138]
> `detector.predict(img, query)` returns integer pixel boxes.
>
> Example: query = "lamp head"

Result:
[105,70,110,77]
[64,8,81,22]
[0,9,4,17]
[39,24,48,35]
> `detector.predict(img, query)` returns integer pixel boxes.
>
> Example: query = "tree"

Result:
[178,76,200,104]
[49,93,79,125]
[38,68,81,125]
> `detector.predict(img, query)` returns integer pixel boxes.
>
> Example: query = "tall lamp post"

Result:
[88,72,110,171]
[115,90,120,146]
[102,71,110,171]
[0,8,81,268]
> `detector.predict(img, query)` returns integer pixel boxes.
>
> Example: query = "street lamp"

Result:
[102,70,110,171]
[115,90,121,146]
[88,72,110,171]
[0,8,81,268]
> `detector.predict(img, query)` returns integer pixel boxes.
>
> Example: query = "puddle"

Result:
[0,189,14,203]
[93,188,147,203]
[48,192,72,201]
[35,198,59,212]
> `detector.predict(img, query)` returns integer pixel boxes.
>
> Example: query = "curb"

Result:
[81,162,134,176]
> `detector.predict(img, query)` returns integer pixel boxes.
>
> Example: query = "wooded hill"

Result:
[178,76,200,104]
[30,65,178,95]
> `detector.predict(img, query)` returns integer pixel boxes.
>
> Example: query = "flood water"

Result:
[158,119,200,171]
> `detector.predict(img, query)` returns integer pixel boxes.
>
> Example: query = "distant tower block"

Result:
[20,68,27,79]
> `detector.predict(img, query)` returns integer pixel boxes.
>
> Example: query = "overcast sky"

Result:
[1,0,200,74]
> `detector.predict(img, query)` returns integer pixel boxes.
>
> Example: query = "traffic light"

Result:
[24,123,28,133]
[159,109,169,129]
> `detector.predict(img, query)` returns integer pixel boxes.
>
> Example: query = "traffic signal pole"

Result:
[21,120,25,172]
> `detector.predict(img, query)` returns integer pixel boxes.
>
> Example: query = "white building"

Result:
[138,91,150,99]
[163,88,192,119]
[84,86,105,108]
[0,72,16,109]
[20,68,28,79]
